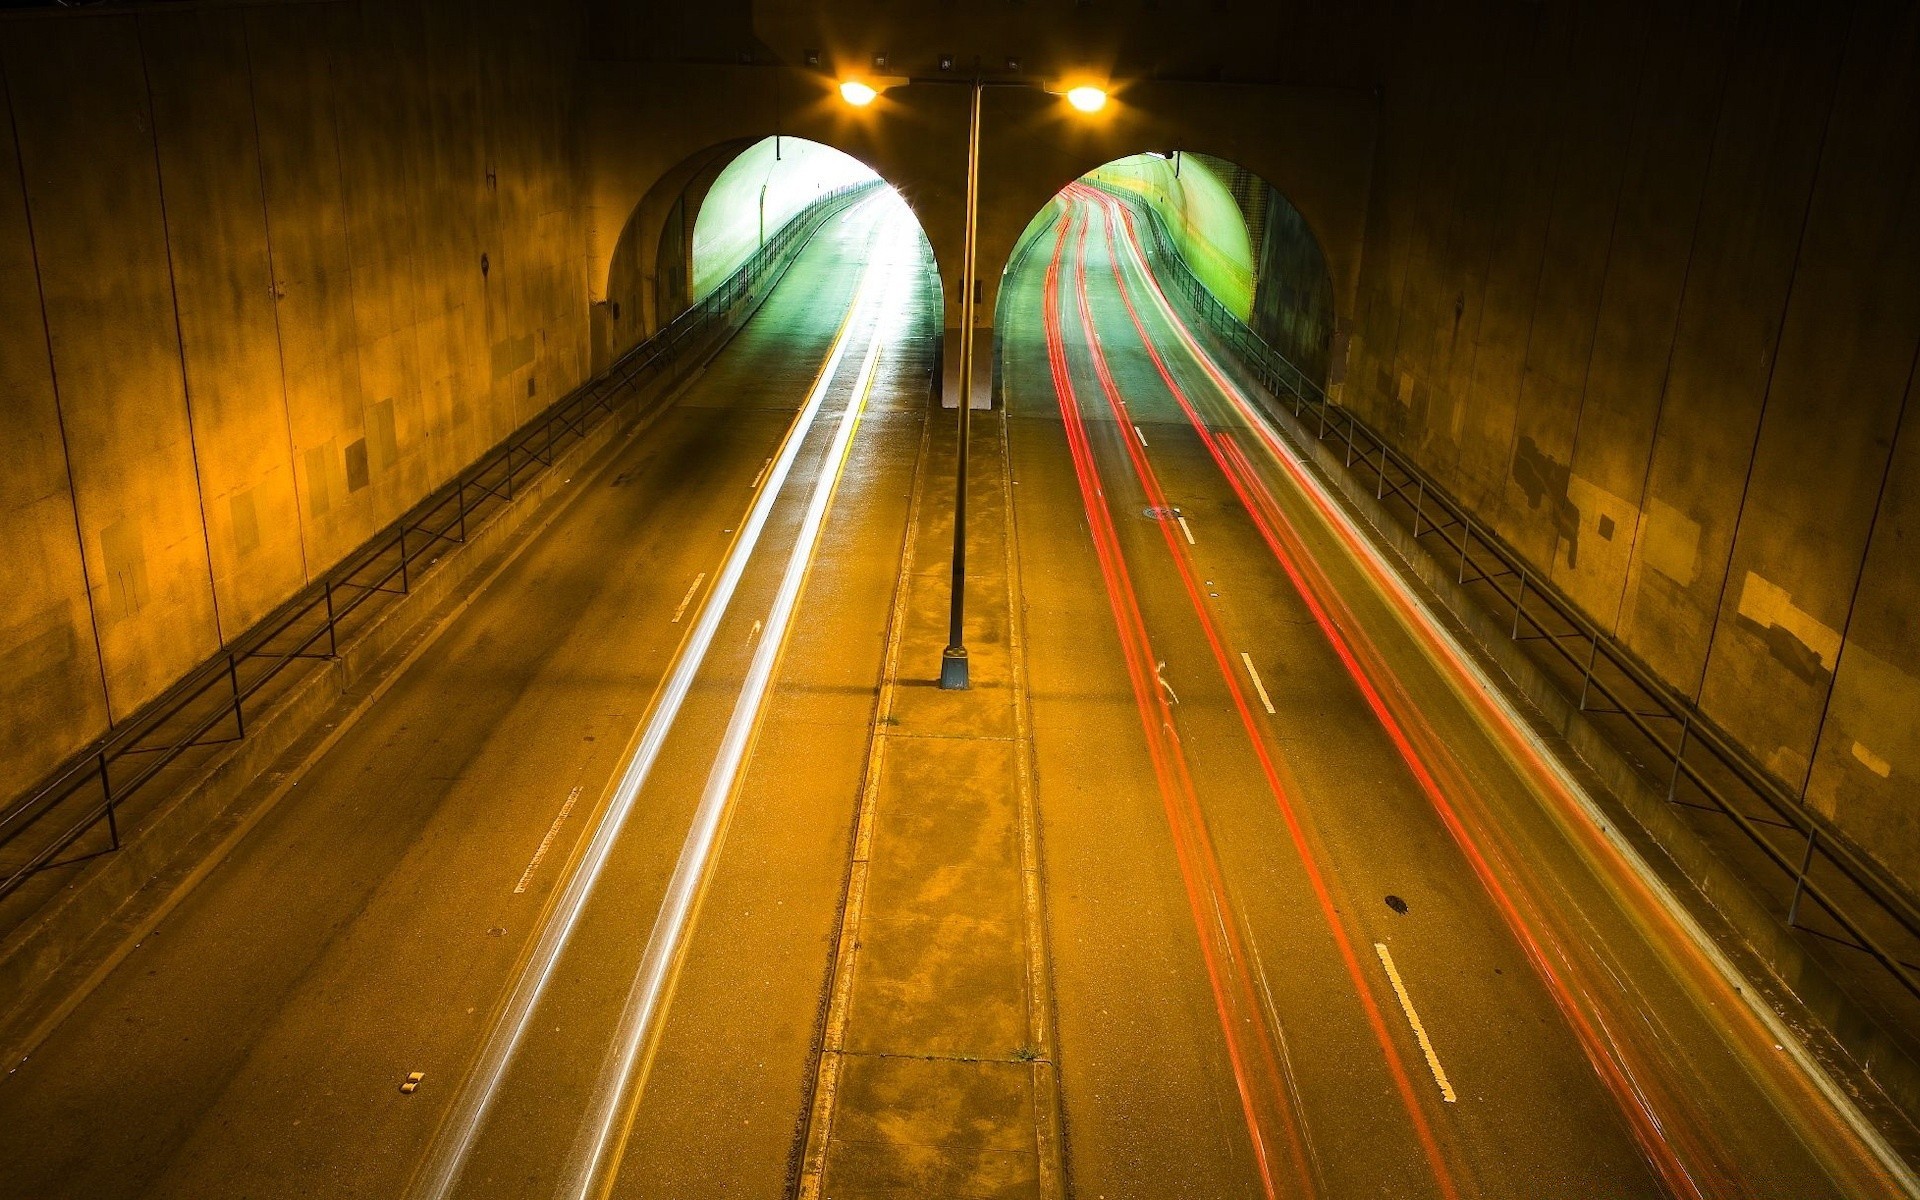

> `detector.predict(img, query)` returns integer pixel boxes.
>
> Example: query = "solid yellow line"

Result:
[1375,942,1456,1103]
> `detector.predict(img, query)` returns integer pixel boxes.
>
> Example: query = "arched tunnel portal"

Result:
[584,64,1375,384]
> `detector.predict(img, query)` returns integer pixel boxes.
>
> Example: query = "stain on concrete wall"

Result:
[0,0,589,801]
[1348,0,1920,892]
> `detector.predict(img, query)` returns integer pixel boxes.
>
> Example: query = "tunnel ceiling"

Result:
[588,0,1387,87]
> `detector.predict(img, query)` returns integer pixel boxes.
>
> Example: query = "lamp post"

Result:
[840,73,1107,689]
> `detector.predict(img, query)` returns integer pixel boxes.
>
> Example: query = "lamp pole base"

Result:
[938,645,971,690]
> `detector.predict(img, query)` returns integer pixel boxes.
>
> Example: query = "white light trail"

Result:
[408,198,889,1200]
[558,218,909,1200]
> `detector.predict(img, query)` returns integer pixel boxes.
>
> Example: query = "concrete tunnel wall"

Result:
[0,1,590,800]
[1344,0,1920,890]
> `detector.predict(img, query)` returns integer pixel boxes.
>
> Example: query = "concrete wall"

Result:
[1344,0,1920,890]
[0,0,589,800]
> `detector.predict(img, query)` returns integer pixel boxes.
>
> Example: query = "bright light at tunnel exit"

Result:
[839,80,878,106]
[1066,85,1108,113]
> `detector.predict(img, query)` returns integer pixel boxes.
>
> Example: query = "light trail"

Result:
[1041,203,1317,1200]
[1076,180,1717,1197]
[406,196,890,1200]
[557,218,910,1200]
[1063,189,1462,1200]
[1078,180,1906,1197]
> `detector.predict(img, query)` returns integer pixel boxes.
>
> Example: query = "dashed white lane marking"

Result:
[671,573,706,623]
[1375,942,1456,1103]
[1176,514,1196,545]
[751,457,773,489]
[516,786,583,894]
[1133,423,1149,447]
[1240,652,1277,715]
[560,221,910,1200]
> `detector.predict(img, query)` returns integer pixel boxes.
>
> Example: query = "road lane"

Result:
[1003,183,1912,1198]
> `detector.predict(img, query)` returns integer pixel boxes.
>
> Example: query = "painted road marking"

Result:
[670,573,706,623]
[751,457,772,489]
[515,786,582,894]
[1177,514,1196,545]
[1133,423,1149,447]
[1375,943,1456,1103]
[1241,653,1277,715]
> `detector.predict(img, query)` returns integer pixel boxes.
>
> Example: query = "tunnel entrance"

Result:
[603,135,939,368]
[995,151,1335,396]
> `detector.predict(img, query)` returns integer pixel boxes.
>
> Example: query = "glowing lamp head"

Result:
[840,80,879,107]
[1065,85,1108,113]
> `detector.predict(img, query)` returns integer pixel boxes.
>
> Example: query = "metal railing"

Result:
[0,180,881,905]
[1117,189,1920,1008]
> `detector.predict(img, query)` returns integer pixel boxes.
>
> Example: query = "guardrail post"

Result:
[1376,444,1389,498]
[457,480,468,543]
[1787,828,1819,927]
[227,653,245,738]
[325,580,338,658]
[1511,569,1528,639]
[1666,714,1692,801]
[100,751,118,850]
[399,526,411,594]
[505,445,515,500]
[1578,635,1600,710]
[1412,479,1426,537]
[1459,516,1473,583]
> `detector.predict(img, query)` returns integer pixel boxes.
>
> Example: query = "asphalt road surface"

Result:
[0,184,1911,1199]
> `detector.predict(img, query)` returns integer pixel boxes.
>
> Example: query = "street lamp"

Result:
[840,73,1108,690]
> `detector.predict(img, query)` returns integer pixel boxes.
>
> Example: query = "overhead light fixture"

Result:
[1065,85,1108,113]
[838,75,908,107]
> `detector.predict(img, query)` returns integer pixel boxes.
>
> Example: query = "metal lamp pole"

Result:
[938,77,984,690]
[837,72,1104,689]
